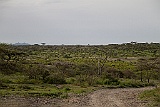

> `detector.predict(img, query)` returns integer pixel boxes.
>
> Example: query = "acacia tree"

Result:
[96,49,117,75]
[137,58,155,83]
[0,44,26,74]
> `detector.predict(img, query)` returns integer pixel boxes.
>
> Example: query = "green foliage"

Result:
[17,85,33,90]
[62,87,71,92]
[119,80,155,88]
[44,74,66,84]
[140,87,160,106]
[104,78,120,85]
[0,43,160,98]
[66,77,76,84]
[22,79,43,84]
[96,78,120,85]
[0,81,8,89]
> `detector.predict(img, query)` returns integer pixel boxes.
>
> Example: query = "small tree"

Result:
[137,58,155,83]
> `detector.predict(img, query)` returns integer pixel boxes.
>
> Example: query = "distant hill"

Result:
[13,43,30,46]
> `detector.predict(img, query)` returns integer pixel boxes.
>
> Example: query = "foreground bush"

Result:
[140,87,160,107]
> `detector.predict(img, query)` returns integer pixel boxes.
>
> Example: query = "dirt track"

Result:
[0,87,153,107]
[66,87,153,107]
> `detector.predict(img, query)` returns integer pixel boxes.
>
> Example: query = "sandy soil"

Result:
[0,87,153,107]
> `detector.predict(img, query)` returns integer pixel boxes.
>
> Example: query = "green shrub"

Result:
[73,75,96,86]
[103,79,110,85]
[66,77,75,84]
[96,78,104,85]
[119,81,132,88]
[40,92,62,98]
[104,78,120,85]
[0,74,13,84]
[119,80,155,88]
[60,93,68,99]
[96,78,120,86]
[44,75,66,84]
[140,87,160,106]
[63,87,71,92]
[23,79,43,84]
[0,78,12,84]
[18,85,33,90]
[0,80,8,89]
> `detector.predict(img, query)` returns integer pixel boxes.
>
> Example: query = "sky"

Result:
[0,0,160,45]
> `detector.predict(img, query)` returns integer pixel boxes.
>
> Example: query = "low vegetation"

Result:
[140,87,160,107]
[0,42,160,101]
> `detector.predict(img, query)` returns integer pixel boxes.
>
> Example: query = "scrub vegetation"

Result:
[140,87,160,107]
[0,42,160,104]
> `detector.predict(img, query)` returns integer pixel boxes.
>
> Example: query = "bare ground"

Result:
[0,87,153,107]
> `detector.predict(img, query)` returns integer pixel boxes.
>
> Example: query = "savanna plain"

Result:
[0,43,160,107]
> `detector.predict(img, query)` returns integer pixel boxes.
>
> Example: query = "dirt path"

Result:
[66,87,153,107]
[0,87,153,107]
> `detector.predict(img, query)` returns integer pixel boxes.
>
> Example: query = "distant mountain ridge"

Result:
[13,43,30,46]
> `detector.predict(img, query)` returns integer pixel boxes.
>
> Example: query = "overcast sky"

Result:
[0,0,160,45]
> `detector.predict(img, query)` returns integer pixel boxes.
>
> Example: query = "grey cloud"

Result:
[0,0,160,44]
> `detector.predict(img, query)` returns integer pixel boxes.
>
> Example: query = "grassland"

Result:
[0,42,160,105]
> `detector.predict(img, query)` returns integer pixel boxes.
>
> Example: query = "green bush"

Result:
[0,80,8,89]
[18,85,33,90]
[23,79,43,84]
[63,87,71,92]
[96,78,120,85]
[66,77,76,84]
[96,78,104,85]
[0,79,12,84]
[104,78,120,85]
[119,80,155,88]
[119,81,132,88]
[60,93,68,99]
[26,91,62,98]
[40,92,62,98]
[44,75,66,84]
[73,75,96,86]
[140,87,160,106]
